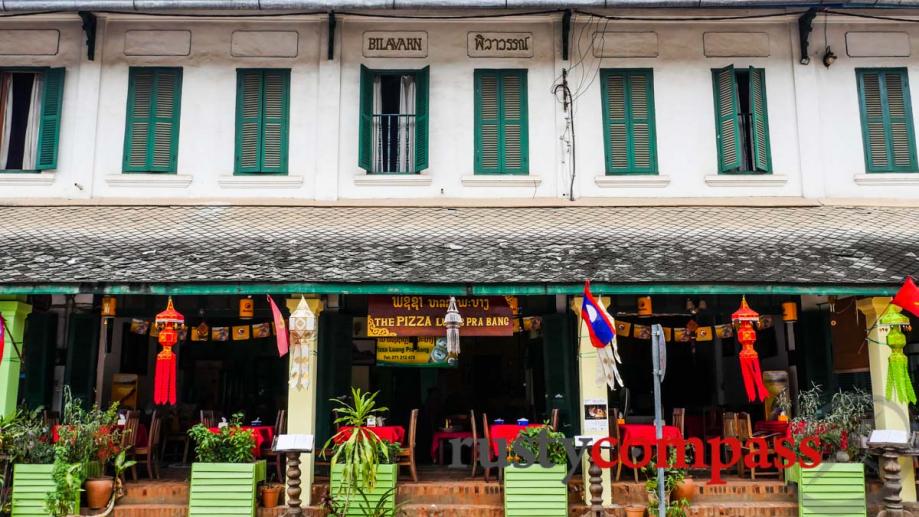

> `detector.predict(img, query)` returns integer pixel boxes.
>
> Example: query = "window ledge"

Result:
[594,175,670,188]
[461,175,542,187]
[704,174,788,187]
[854,173,919,186]
[353,174,432,187]
[0,172,55,186]
[105,174,193,188]
[218,175,303,189]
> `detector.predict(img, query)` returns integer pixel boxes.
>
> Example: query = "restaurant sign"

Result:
[367,295,516,337]
[376,337,456,368]
[467,32,534,58]
[362,31,428,58]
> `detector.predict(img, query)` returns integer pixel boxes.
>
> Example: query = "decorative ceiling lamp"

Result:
[154,297,185,406]
[732,297,768,402]
[239,297,254,320]
[444,297,463,364]
[288,296,316,390]
[878,305,916,404]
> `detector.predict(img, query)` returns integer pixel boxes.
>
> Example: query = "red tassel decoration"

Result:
[153,298,184,406]
[732,297,768,403]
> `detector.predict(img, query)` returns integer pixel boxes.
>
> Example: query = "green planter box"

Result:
[329,463,397,516]
[503,464,568,517]
[188,460,266,517]
[11,464,78,517]
[796,462,866,517]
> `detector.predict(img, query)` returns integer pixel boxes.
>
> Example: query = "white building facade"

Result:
[3,6,919,202]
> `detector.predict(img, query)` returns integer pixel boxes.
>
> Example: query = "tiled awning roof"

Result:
[0,204,916,288]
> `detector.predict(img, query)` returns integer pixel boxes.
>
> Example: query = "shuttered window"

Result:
[358,66,429,174]
[711,66,771,174]
[0,67,65,171]
[474,69,529,175]
[36,68,65,170]
[235,69,290,175]
[122,67,182,173]
[601,69,657,175]
[856,68,918,173]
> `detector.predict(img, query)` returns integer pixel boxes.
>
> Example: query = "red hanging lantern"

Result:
[154,297,185,406]
[732,296,768,402]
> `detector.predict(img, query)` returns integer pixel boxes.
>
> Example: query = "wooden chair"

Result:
[737,412,782,481]
[672,408,685,436]
[481,413,495,482]
[721,412,738,476]
[131,411,162,481]
[611,408,639,482]
[264,409,287,482]
[121,413,141,450]
[469,409,479,478]
[397,409,419,482]
[199,410,216,429]
[549,408,560,432]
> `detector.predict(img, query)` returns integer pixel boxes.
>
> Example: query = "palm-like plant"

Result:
[325,388,391,502]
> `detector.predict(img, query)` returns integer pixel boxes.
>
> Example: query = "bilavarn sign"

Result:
[467,32,534,58]
[363,31,428,58]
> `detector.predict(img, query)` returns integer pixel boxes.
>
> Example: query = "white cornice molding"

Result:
[704,174,789,187]
[461,175,542,187]
[594,174,670,188]
[353,173,432,187]
[0,173,56,187]
[218,175,304,189]
[854,173,919,186]
[105,174,193,188]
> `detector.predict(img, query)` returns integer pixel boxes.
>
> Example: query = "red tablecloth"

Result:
[489,424,543,456]
[208,425,275,458]
[52,423,148,448]
[619,424,683,445]
[754,420,790,437]
[431,430,473,463]
[335,426,406,446]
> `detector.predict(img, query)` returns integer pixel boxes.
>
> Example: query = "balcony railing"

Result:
[372,114,416,174]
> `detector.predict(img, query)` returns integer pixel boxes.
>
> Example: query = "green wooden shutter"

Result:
[748,67,771,172]
[358,65,374,172]
[857,68,918,173]
[413,66,430,172]
[601,69,657,174]
[475,69,528,175]
[236,70,262,173]
[122,67,182,173]
[712,65,742,173]
[36,67,64,170]
[235,69,290,174]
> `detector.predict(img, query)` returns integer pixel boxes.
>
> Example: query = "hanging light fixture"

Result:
[154,297,185,406]
[444,296,463,364]
[101,296,117,318]
[878,305,916,404]
[288,296,316,390]
[732,297,768,403]
[239,296,255,320]
[822,46,837,68]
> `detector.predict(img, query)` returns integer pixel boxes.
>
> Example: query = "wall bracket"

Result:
[78,11,97,61]
[327,10,336,61]
[562,9,572,61]
[798,8,818,65]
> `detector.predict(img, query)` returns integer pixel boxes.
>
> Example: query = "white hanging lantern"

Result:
[444,296,463,363]
[288,296,316,390]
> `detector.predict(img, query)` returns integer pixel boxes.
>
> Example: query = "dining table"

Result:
[754,420,790,437]
[618,423,683,445]
[335,425,406,446]
[430,430,473,464]
[488,423,543,457]
[207,425,275,458]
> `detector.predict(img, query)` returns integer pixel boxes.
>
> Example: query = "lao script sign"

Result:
[363,31,428,58]
[467,32,534,58]
[367,295,516,337]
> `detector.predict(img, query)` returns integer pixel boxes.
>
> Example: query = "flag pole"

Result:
[651,324,666,517]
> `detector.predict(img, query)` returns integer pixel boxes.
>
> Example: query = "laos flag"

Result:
[582,280,615,349]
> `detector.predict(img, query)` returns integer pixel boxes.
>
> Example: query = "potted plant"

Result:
[502,425,569,517]
[787,384,870,515]
[187,412,265,517]
[325,388,398,516]
[2,407,55,516]
[259,482,284,508]
[644,448,690,517]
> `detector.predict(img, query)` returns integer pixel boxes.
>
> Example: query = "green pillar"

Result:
[0,300,32,417]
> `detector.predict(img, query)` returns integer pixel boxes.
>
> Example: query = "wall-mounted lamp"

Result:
[822,46,837,68]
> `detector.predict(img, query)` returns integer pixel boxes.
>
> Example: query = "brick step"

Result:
[401,503,504,517]
[607,479,794,504]
[119,481,190,505]
[111,504,324,517]
[571,502,798,517]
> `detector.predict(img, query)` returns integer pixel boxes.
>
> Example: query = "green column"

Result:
[0,300,32,417]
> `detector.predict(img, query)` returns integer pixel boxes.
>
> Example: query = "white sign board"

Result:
[467,32,534,58]
[363,31,428,58]
[274,434,314,452]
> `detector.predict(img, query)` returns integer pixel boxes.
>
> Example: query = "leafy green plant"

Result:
[324,388,392,509]
[187,413,255,463]
[789,384,873,462]
[44,463,82,517]
[112,450,137,500]
[511,425,568,466]
[644,447,689,517]
[323,486,406,517]
[0,407,54,465]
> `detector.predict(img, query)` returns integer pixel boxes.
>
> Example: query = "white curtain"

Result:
[371,76,383,173]
[398,75,416,173]
[22,74,42,170]
[0,73,12,170]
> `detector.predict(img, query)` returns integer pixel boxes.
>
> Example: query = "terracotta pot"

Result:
[672,477,695,502]
[85,476,114,510]
[260,485,283,508]
[625,505,646,517]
